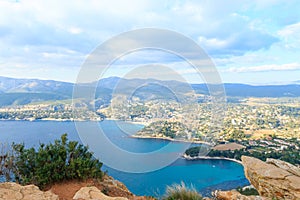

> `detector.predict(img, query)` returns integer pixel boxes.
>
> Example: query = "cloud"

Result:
[214,53,278,66]
[0,0,280,56]
[0,0,299,83]
[225,63,300,73]
[279,22,300,36]
[278,22,300,49]
[198,26,278,56]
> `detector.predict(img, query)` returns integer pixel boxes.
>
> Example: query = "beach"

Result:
[182,154,243,164]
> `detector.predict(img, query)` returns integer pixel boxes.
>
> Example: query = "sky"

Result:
[0,0,300,85]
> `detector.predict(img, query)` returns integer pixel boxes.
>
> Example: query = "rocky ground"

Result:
[0,182,59,200]
[0,175,153,200]
[211,156,300,200]
[242,156,300,200]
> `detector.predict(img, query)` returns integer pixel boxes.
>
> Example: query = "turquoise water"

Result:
[0,120,249,197]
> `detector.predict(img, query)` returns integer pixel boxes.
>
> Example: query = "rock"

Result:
[241,156,300,200]
[266,158,300,177]
[99,175,134,198]
[0,182,59,200]
[215,190,269,200]
[73,186,128,200]
[48,177,150,200]
[202,197,212,200]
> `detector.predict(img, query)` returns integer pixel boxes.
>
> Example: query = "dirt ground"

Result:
[48,179,102,200]
[213,142,246,151]
[47,178,152,200]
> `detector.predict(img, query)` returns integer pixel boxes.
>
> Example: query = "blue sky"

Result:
[0,0,300,84]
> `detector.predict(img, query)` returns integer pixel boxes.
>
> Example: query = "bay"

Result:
[0,120,249,197]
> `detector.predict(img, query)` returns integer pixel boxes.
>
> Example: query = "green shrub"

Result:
[237,186,259,196]
[12,133,103,189]
[163,182,203,200]
[0,143,14,181]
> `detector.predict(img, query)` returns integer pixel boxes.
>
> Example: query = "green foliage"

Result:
[185,147,201,157]
[0,143,15,181]
[228,129,246,140]
[139,121,191,139]
[163,182,203,200]
[0,93,69,107]
[160,122,176,139]
[186,143,300,166]
[237,187,259,196]
[12,134,103,189]
[129,105,149,120]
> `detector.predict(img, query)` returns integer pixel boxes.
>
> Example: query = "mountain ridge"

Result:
[0,76,300,107]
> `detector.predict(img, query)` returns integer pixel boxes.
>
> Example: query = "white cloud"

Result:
[278,23,300,36]
[68,27,82,35]
[225,63,300,73]
[0,0,280,54]
[214,52,278,67]
[0,0,299,83]
[278,22,300,49]
[198,37,229,49]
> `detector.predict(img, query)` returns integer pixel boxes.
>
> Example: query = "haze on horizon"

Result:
[0,0,300,85]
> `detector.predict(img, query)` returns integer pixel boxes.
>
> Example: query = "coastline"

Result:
[130,134,213,145]
[40,118,104,122]
[182,154,243,164]
[0,118,103,122]
[104,118,149,126]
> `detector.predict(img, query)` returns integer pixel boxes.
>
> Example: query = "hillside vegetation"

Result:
[0,134,103,189]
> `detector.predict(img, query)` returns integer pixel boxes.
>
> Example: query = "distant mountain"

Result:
[0,77,74,106]
[193,83,300,97]
[224,84,300,97]
[0,76,73,95]
[98,76,121,90]
[0,76,300,107]
[101,78,195,102]
[0,93,69,107]
[293,80,300,84]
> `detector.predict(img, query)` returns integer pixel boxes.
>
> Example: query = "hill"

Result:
[0,76,300,107]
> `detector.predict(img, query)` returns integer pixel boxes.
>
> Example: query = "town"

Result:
[1,97,299,141]
[1,96,299,167]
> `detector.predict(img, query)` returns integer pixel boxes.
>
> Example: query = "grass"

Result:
[163,182,202,200]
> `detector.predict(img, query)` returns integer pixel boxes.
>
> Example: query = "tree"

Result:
[12,134,103,189]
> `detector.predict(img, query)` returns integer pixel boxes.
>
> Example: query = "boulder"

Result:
[73,186,128,200]
[241,156,300,200]
[266,158,300,177]
[0,182,58,200]
[215,190,269,200]
[99,175,134,198]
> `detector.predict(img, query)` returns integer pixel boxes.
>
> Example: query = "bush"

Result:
[163,182,202,200]
[12,133,103,189]
[0,143,14,181]
[237,186,259,196]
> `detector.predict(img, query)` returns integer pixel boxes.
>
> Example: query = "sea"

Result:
[0,120,249,197]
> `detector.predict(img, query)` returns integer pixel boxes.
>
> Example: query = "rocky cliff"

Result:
[0,182,59,200]
[0,180,152,200]
[214,190,268,200]
[73,186,128,200]
[241,156,300,200]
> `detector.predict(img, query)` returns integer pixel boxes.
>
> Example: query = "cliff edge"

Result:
[241,156,300,200]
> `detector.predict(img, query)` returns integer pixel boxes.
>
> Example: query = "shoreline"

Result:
[0,118,213,146]
[0,118,103,122]
[182,154,243,164]
[130,134,213,145]
[104,118,149,126]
